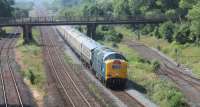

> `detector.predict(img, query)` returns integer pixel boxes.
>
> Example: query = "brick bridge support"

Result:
[87,24,97,39]
[22,25,32,44]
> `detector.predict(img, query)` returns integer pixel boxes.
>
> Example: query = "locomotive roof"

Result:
[94,46,126,61]
[62,26,101,50]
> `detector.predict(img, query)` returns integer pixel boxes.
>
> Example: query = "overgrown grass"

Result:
[16,27,45,89]
[3,27,13,32]
[115,26,200,78]
[88,84,111,107]
[100,41,187,107]
[63,53,74,64]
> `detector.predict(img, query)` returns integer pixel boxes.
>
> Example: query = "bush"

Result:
[0,29,6,37]
[104,29,123,43]
[152,82,187,107]
[157,45,161,50]
[112,42,118,48]
[25,68,36,85]
[29,70,36,84]
[141,25,155,35]
[153,27,162,39]
[152,60,161,72]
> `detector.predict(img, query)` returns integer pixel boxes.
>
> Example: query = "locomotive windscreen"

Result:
[104,53,126,61]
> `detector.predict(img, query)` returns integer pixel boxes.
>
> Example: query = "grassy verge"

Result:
[99,41,187,107]
[115,26,200,78]
[3,27,13,32]
[15,27,45,106]
[63,53,74,64]
[88,84,111,107]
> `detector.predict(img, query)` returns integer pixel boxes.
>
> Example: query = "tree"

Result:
[0,0,14,17]
[179,0,197,9]
[165,9,176,18]
[159,21,175,43]
[188,2,200,45]
[188,2,200,35]
[113,0,131,17]
[174,23,191,44]
[128,0,144,15]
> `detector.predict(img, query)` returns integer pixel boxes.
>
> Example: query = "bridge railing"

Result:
[0,15,177,25]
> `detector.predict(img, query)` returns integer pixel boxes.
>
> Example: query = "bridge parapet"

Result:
[0,16,177,26]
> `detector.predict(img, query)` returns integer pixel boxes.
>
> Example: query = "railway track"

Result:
[0,35,9,106]
[160,64,200,105]
[126,39,200,106]
[0,30,24,107]
[111,90,144,107]
[40,27,92,107]
[163,64,200,90]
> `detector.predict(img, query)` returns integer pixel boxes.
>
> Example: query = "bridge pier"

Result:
[22,25,32,44]
[87,24,97,39]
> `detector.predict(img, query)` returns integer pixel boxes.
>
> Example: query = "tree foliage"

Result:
[55,0,200,45]
[113,0,130,17]
[0,0,15,17]
[174,23,191,44]
[159,21,175,43]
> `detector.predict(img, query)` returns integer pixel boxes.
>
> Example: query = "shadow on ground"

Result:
[125,79,147,94]
[110,79,147,94]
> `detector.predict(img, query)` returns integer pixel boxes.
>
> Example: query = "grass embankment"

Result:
[15,27,45,106]
[99,41,187,107]
[115,26,200,78]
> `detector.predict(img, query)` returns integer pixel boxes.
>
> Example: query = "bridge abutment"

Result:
[87,24,96,39]
[22,25,32,44]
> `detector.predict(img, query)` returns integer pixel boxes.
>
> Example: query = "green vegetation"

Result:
[16,28,45,89]
[12,1,34,17]
[16,27,46,105]
[12,1,33,10]
[0,0,32,17]
[101,42,187,107]
[0,0,14,17]
[116,26,200,78]
[51,0,200,45]
[88,84,111,107]
[0,0,14,34]
[63,53,73,64]
[0,0,32,35]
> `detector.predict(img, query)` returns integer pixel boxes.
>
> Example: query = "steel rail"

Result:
[7,32,24,107]
[125,92,145,107]
[40,28,76,107]
[163,64,200,91]
[0,36,10,107]
[48,35,92,107]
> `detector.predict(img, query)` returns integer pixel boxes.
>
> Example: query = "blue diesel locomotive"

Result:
[57,26,128,88]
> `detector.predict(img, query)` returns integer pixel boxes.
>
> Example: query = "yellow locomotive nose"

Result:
[105,60,127,80]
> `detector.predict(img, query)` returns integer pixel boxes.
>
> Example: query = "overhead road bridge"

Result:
[0,16,177,43]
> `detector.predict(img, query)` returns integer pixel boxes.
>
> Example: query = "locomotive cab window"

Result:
[104,53,126,61]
